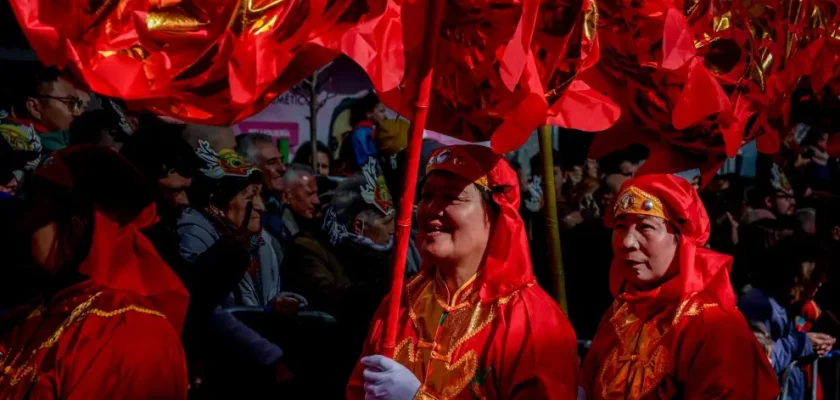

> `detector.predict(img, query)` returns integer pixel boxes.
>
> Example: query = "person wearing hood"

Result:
[0,145,188,398]
[347,145,580,400]
[580,174,779,399]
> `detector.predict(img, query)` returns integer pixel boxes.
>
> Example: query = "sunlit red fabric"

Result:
[589,0,840,177]
[581,174,780,400]
[347,145,579,399]
[342,0,615,154]
[10,0,385,125]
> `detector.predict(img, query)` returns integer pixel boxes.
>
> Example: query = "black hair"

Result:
[120,115,202,181]
[69,109,127,146]
[11,65,62,118]
[598,145,650,176]
[350,92,381,127]
[752,234,828,301]
[478,185,501,218]
[292,140,332,167]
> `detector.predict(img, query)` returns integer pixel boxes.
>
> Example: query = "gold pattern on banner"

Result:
[146,3,210,33]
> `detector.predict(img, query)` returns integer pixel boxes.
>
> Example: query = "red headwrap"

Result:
[424,145,534,301]
[33,145,189,333]
[604,174,737,312]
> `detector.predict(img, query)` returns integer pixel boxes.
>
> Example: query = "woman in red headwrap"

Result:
[580,174,779,400]
[347,145,579,400]
[0,145,189,398]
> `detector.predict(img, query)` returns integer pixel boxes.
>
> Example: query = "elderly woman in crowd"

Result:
[347,145,580,400]
[177,140,303,396]
[0,145,188,398]
[581,174,779,399]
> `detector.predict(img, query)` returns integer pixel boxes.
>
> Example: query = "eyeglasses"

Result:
[35,95,85,112]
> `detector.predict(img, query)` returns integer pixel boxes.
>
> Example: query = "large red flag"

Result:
[10,0,386,125]
[341,0,616,154]
[587,0,840,180]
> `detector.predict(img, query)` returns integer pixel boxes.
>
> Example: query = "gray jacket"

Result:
[177,207,284,366]
[179,208,287,307]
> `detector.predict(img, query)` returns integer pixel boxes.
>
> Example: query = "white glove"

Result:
[524,176,544,213]
[361,355,421,400]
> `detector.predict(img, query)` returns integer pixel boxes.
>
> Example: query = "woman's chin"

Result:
[420,245,452,263]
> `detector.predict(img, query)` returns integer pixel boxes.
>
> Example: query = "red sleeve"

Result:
[346,295,389,400]
[59,311,188,400]
[676,307,780,400]
[501,288,580,400]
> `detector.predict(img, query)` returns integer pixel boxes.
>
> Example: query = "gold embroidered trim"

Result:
[0,295,168,387]
[1,292,103,387]
[89,305,166,319]
[599,292,718,400]
[415,386,441,400]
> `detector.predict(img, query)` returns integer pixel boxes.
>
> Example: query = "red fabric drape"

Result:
[9,0,386,125]
[341,1,617,154]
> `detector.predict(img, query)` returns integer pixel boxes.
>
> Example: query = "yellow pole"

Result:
[538,125,568,313]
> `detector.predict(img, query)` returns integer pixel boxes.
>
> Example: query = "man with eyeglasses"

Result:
[6,66,86,153]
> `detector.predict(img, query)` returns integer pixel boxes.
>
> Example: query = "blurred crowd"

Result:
[1,65,839,399]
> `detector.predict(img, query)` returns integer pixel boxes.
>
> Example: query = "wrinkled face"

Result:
[315,151,330,176]
[254,142,286,195]
[158,170,192,212]
[28,77,84,132]
[224,183,265,233]
[356,212,395,245]
[417,172,492,266]
[284,173,319,220]
[769,193,796,216]
[612,214,679,289]
[367,103,387,125]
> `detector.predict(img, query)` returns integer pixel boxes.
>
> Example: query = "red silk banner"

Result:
[10,0,386,125]
[341,0,617,154]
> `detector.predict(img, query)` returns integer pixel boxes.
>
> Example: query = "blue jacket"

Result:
[740,287,814,400]
[350,123,377,166]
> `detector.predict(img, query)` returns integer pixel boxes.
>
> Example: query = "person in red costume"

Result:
[581,174,780,400]
[347,145,579,400]
[0,145,189,398]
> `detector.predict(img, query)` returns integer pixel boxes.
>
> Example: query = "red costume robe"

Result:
[348,270,579,400]
[581,174,779,400]
[0,147,191,399]
[348,144,579,400]
[0,281,187,399]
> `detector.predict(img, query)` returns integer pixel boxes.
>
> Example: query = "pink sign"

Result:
[235,121,300,147]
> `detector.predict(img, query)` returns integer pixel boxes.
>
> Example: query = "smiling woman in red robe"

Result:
[580,174,779,400]
[0,145,189,399]
[347,145,579,400]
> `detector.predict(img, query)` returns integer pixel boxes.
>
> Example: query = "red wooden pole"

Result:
[381,0,445,357]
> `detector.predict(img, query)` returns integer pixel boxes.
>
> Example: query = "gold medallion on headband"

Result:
[613,186,670,221]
